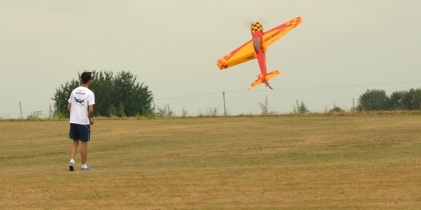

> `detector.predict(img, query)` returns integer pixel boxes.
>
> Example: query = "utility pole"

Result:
[222,91,226,115]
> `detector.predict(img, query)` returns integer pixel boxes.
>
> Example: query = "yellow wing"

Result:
[262,16,302,52]
[217,40,256,70]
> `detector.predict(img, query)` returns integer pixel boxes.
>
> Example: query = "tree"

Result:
[358,89,389,111]
[403,88,421,110]
[259,97,271,115]
[293,100,309,114]
[329,104,344,113]
[389,90,407,110]
[112,71,154,117]
[89,71,115,116]
[52,70,154,117]
[51,79,80,118]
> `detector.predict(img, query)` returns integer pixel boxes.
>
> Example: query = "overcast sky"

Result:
[1,0,420,117]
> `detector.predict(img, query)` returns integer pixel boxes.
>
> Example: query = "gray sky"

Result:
[1,0,421,117]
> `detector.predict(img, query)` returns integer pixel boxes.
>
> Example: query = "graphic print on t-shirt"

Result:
[74,97,85,106]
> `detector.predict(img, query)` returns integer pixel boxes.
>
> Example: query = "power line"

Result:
[155,80,421,100]
[270,80,421,92]
[155,91,221,101]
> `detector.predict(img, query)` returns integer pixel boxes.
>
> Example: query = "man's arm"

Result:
[88,104,94,125]
[67,103,71,112]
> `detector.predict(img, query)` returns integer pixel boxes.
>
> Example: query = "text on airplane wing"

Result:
[262,16,302,52]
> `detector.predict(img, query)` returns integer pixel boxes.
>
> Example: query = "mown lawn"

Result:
[1,114,420,209]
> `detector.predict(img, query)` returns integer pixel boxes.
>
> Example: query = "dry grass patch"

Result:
[1,115,420,209]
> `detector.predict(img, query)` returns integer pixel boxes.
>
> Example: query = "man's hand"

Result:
[89,118,94,125]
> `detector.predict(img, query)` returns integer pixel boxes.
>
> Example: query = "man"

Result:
[67,72,95,171]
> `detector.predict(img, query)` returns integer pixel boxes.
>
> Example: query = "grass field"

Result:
[1,114,420,209]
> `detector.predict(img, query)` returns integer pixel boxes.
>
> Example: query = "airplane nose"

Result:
[251,21,263,33]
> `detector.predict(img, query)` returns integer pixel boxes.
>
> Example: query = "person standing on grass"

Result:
[67,71,95,171]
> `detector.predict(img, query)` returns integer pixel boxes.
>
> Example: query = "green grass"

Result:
[1,115,421,209]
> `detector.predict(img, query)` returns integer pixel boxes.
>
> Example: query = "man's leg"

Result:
[80,125,91,170]
[70,140,79,171]
[81,141,88,165]
[71,140,79,160]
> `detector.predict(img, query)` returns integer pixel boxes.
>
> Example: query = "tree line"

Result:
[52,71,154,118]
[52,70,421,117]
[358,88,421,111]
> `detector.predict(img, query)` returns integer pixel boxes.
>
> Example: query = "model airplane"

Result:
[217,16,302,90]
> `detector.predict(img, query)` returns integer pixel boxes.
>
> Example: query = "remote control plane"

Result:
[217,16,302,90]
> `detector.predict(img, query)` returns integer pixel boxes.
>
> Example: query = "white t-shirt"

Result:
[68,86,95,125]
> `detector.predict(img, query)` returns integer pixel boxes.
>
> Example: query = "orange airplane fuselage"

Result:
[250,21,277,89]
[252,31,267,77]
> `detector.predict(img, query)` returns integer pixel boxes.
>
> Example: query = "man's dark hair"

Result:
[81,72,92,84]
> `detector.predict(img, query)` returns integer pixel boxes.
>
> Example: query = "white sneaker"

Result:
[81,166,92,171]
